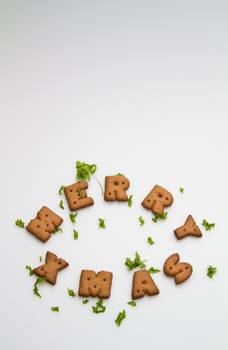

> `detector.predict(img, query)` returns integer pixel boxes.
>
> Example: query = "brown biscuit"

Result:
[78,270,113,298]
[33,251,69,285]
[174,215,202,240]
[163,253,192,284]
[64,181,94,211]
[141,185,174,214]
[104,176,130,201]
[131,269,160,299]
[26,206,63,242]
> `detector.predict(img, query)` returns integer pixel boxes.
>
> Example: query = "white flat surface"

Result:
[1,1,228,349]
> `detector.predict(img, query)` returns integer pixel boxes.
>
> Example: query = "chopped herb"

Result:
[68,288,77,297]
[82,299,89,304]
[115,309,126,326]
[15,219,25,228]
[69,212,77,223]
[58,185,65,195]
[59,200,64,209]
[152,212,168,223]
[179,187,184,193]
[147,236,154,245]
[25,265,34,276]
[125,251,146,271]
[73,229,79,240]
[77,188,84,198]
[98,218,106,229]
[128,195,133,207]
[138,216,145,225]
[115,173,124,176]
[202,219,215,231]
[207,265,217,278]
[33,277,46,298]
[51,306,59,312]
[76,161,97,181]
[53,227,63,234]
[39,256,42,262]
[148,266,160,274]
[92,299,106,313]
[127,301,136,307]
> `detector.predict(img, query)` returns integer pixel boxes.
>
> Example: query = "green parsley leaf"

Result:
[77,188,84,198]
[152,212,168,223]
[202,219,215,231]
[138,216,145,225]
[51,306,59,312]
[115,173,124,176]
[15,219,25,228]
[58,185,65,195]
[82,299,89,304]
[115,309,126,326]
[76,161,97,181]
[73,229,79,240]
[53,227,63,234]
[25,265,34,276]
[92,299,106,313]
[179,187,184,193]
[59,200,64,209]
[98,218,106,229]
[127,301,136,307]
[127,195,133,207]
[69,212,77,223]
[67,288,77,297]
[125,251,146,271]
[148,266,160,274]
[33,277,46,298]
[147,236,154,245]
[38,256,42,262]
[207,265,217,278]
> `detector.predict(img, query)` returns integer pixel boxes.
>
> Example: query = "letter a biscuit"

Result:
[131,270,160,299]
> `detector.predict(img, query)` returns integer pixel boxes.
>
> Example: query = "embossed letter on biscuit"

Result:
[174,215,202,240]
[163,253,192,284]
[64,181,94,211]
[104,176,130,201]
[26,206,63,242]
[78,270,113,298]
[141,185,173,214]
[132,270,160,299]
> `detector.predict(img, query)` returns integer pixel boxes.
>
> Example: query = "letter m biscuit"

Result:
[78,270,113,298]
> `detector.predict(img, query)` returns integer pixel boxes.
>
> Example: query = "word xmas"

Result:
[32,251,193,300]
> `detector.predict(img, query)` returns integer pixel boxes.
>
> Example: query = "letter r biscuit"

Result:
[104,176,130,201]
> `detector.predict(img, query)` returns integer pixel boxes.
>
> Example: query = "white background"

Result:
[1,1,228,349]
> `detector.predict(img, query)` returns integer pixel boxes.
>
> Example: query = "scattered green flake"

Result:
[125,251,146,271]
[115,173,124,176]
[59,200,64,209]
[51,306,59,312]
[25,265,34,276]
[138,216,145,225]
[202,219,215,231]
[73,229,79,240]
[148,266,160,274]
[39,256,42,262]
[15,219,25,228]
[115,309,126,326]
[152,212,168,223]
[58,185,65,195]
[53,227,63,234]
[179,187,184,193]
[127,301,136,307]
[128,195,133,207]
[33,277,46,298]
[98,218,106,229]
[69,212,77,223]
[82,299,89,304]
[147,236,154,245]
[76,161,97,181]
[207,265,217,278]
[92,299,106,313]
[67,288,77,297]
[77,188,84,198]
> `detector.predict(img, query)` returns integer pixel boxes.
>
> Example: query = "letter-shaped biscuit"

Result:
[78,270,113,298]
[64,181,94,211]
[104,176,130,201]
[141,185,173,214]
[131,270,160,299]
[163,253,192,284]
[33,251,69,285]
[26,206,63,242]
[174,215,202,240]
